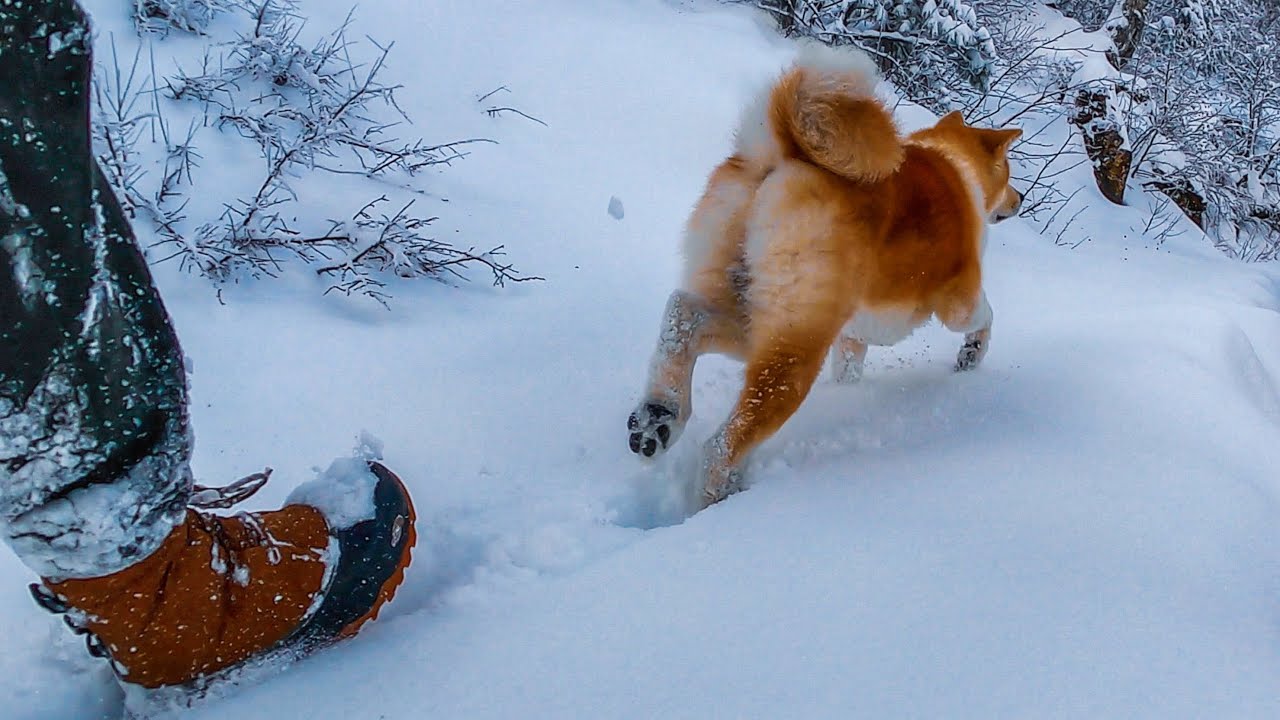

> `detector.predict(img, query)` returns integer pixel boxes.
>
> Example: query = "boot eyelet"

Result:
[391,515,405,547]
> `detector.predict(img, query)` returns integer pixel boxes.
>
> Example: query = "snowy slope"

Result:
[4,0,1280,717]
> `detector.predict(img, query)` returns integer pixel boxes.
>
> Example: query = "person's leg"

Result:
[0,0,191,582]
[1,1,416,689]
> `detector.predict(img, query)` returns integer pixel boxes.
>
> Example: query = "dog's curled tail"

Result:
[736,43,903,183]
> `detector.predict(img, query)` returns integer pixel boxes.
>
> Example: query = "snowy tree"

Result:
[1103,0,1148,68]
[754,0,998,108]
[1124,0,1280,258]
[1074,0,1147,204]
[1043,0,1279,251]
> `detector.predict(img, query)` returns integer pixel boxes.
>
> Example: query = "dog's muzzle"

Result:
[992,189,1023,223]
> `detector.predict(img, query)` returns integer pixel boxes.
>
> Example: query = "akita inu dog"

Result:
[627,44,1023,506]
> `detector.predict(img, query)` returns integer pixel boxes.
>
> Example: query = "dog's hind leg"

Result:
[830,334,868,384]
[940,288,993,372]
[629,156,757,458]
[628,291,746,458]
[701,327,835,504]
[699,162,855,502]
[955,326,991,372]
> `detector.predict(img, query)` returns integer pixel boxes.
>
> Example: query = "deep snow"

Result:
[3,0,1280,717]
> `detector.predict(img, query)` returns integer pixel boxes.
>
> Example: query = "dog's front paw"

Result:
[954,334,988,372]
[627,400,682,458]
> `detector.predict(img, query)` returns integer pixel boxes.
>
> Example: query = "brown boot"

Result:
[28,461,416,689]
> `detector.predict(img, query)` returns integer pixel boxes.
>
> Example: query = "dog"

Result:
[626,43,1023,506]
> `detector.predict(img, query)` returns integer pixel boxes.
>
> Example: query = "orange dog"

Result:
[627,44,1023,505]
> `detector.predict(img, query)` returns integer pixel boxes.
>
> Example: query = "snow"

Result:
[285,448,381,531]
[3,0,1280,717]
[1024,1,1122,86]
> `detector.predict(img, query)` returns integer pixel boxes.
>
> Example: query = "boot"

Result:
[28,460,416,689]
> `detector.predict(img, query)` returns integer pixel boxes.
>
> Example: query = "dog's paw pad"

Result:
[627,401,679,458]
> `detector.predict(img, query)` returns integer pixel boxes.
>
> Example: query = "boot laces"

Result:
[188,467,285,578]
[189,468,273,510]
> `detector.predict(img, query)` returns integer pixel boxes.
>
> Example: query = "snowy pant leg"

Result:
[0,0,193,580]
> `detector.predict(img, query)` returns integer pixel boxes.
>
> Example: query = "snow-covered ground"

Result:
[4,0,1280,717]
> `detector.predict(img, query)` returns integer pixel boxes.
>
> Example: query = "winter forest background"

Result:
[7,0,1280,717]
[105,0,1278,306]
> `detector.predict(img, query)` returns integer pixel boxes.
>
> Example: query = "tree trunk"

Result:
[1056,0,1149,205]
[1073,86,1132,205]
[1145,179,1207,228]
[1104,0,1149,69]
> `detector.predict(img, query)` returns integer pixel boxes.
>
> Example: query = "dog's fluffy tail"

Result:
[735,43,903,182]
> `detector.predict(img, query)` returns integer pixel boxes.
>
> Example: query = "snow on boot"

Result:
[28,460,416,689]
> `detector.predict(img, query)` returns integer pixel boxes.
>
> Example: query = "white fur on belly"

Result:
[843,308,922,346]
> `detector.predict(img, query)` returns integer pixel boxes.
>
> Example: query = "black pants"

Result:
[0,0,193,580]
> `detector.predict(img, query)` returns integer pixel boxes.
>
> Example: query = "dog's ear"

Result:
[937,110,966,128]
[979,127,1022,153]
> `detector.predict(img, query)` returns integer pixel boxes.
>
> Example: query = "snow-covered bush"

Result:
[754,0,998,109]
[134,0,234,34]
[1049,0,1111,29]
[97,0,538,303]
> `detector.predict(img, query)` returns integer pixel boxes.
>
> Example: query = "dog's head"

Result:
[935,111,1023,223]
